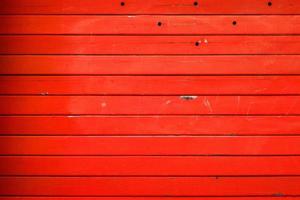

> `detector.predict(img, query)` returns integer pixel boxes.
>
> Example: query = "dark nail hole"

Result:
[195,41,200,46]
[232,21,237,26]
[120,2,125,6]
[157,22,162,26]
[193,1,198,6]
[268,1,272,6]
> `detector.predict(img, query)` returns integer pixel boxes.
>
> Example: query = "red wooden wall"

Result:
[0,0,300,199]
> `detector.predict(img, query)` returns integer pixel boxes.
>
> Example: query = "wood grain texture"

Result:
[1,55,300,75]
[1,156,300,176]
[1,116,300,135]
[1,36,300,55]
[0,177,299,196]
[1,15,300,35]
[1,96,300,115]
[1,76,300,95]
[0,0,299,14]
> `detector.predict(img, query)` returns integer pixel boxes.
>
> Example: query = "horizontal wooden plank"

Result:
[0,177,299,196]
[1,55,300,75]
[1,156,300,176]
[0,198,298,200]
[1,96,300,115]
[1,76,300,95]
[1,36,300,55]
[0,0,299,14]
[2,15,300,35]
[1,116,300,135]
[1,136,300,155]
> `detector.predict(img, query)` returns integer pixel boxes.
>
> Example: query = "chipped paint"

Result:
[180,96,198,100]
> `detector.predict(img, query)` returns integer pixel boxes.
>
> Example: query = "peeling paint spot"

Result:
[41,92,48,96]
[180,96,198,101]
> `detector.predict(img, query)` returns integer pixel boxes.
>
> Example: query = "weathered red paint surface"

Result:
[0,0,300,199]
[2,96,300,115]
[1,55,300,75]
[0,177,300,196]
[2,15,300,34]
[1,76,300,95]
[1,156,300,176]
[1,136,299,155]
[0,0,299,14]
[1,36,300,54]
[1,116,300,135]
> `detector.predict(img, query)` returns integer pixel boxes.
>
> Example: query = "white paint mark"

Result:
[246,102,255,115]
[203,97,213,113]
[101,102,107,108]
[165,100,172,105]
